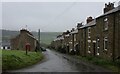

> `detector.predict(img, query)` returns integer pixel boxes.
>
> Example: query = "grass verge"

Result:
[2,50,44,70]
[76,56,120,72]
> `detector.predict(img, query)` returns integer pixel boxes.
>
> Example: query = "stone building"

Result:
[85,18,96,57]
[78,25,87,56]
[11,29,39,51]
[71,29,79,55]
[51,2,120,61]
[68,28,78,54]
[63,31,70,53]
[0,40,11,50]
[64,34,70,53]
[96,3,120,61]
[53,34,64,51]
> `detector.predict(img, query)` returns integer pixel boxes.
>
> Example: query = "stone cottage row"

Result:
[51,2,120,61]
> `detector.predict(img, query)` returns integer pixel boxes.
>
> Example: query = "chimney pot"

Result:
[103,2,115,13]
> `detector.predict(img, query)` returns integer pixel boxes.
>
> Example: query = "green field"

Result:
[39,32,62,44]
[2,50,44,70]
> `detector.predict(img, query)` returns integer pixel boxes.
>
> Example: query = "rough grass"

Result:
[2,50,44,70]
[0,49,2,71]
[76,56,120,72]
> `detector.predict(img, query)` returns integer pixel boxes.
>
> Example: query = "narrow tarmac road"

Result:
[9,49,110,72]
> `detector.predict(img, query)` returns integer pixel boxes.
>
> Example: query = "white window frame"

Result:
[1,47,3,49]
[96,38,100,55]
[88,27,91,38]
[88,40,91,43]
[5,46,8,49]
[104,17,108,22]
[97,53,99,55]
[88,27,91,33]
[74,34,76,41]
[88,46,91,53]
[104,17,108,30]
[69,42,72,44]
[104,37,108,51]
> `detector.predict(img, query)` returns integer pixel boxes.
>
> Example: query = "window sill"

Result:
[103,29,108,32]
[104,49,107,51]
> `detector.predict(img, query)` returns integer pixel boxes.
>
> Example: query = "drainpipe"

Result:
[84,28,86,57]
[38,29,40,49]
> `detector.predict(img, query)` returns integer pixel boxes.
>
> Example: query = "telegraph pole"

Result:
[38,29,40,49]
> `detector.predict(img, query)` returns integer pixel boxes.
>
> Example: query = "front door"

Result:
[93,43,96,56]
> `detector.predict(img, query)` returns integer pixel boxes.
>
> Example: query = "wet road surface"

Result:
[11,49,79,72]
[10,49,110,72]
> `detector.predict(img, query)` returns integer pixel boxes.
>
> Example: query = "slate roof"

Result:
[80,19,96,29]
[27,33,36,40]
[70,29,78,34]
[54,36,64,41]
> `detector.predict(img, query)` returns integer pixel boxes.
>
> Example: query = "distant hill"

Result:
[0,29,62,45]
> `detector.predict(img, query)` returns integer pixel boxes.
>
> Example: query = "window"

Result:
[88,45,91,53]
[69,41,72,44]
[88,27,91,38]
[74,34,76,41]
[104,37,108,51]
[88,40,91,43]
[88,40,91,54]
[88,27,91,33]
[96,37,100,55]
[104,17,108,30]
[1,47,3,49]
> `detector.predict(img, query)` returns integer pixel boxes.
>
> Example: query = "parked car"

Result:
[40,47,46,51]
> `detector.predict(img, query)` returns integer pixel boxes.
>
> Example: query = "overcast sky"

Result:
[1,1,119,32]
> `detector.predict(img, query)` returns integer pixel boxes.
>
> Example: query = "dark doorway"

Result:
[67,45,69,54]
[3,46,5,49]
[75,44,79,55]
[93,43,96,56]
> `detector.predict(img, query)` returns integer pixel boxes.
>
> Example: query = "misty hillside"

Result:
[0,29,62,45]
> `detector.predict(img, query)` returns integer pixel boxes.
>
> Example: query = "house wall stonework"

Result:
[114,11,120,59]
[96,8,120,60]
[86,25,96,57]
[11,29,38,51]
[78,28,87,56]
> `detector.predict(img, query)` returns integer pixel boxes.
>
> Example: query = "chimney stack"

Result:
[86,16,93,24]
[77,22,83,28]
[66,30,70,34]
[72,28,75,31]
[20,29,27,34]
[71,28,75,32]
[103,2,115,13]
